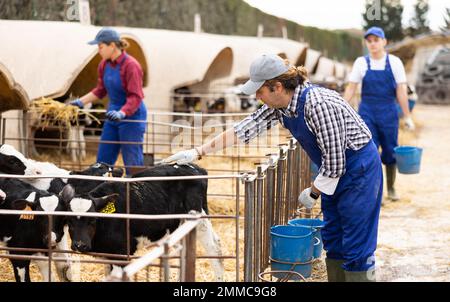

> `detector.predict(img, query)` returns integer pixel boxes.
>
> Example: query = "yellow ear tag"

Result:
[100,201,116,214]
[20,205,35,220]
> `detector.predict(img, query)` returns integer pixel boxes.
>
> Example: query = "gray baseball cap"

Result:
[240,54,290,95]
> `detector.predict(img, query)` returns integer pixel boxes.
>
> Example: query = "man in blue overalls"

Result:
[70,28,147,175]
[164,54,383,282]
[344,27,415,201]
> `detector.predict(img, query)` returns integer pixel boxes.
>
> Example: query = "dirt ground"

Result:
[376,104,450,281]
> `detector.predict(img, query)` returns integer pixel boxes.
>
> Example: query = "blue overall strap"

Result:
[281,84,323,167]
[364,55,371,70]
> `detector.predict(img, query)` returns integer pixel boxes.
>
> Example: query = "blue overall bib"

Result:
[282,86,383,272]
[359,55,398,165]
[97,54,147,174]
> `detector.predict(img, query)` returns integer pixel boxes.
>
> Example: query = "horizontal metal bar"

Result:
[0,173,243,182]
[123,220,200,277]
[0,210,204,220]
[26,109,250,118]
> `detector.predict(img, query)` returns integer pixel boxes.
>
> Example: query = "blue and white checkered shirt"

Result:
[234,82,372,178]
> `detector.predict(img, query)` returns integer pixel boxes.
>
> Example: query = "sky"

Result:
[243,0,449,31]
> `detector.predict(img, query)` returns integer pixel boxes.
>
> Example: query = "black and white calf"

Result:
[61,164,224,281]
[0,144,70,193]
[0,144,123,195]
[0,145,123,281]
[0,178,72,282]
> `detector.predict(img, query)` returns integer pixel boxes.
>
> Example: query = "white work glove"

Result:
[404,116,415,131]
[162,149,200,165]
[298,187,318,209]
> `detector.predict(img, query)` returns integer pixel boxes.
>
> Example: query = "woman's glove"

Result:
[69,99,84,109]
[106,110,126,121]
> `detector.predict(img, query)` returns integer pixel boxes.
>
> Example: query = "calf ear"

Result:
[60,184,75,205]
[0,189,6,205]
[112,167,124,177]
[92,193,119,212]
[11,199,35,211]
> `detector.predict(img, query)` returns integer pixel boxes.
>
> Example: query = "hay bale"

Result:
[30,98,99,130]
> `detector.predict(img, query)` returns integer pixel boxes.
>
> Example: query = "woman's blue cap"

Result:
[88,28,121,45]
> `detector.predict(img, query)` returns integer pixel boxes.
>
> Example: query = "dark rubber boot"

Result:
[386,164,400,201]
[325,258,346,282]
[344,270,376,282]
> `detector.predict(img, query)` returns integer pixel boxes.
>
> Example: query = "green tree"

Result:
[363,0,405,41]
[441,8,450,32]
[407,0,431,36]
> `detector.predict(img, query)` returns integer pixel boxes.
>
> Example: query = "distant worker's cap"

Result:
[88,28,121,45]
[364,27,385,39]
[240,54,290,95]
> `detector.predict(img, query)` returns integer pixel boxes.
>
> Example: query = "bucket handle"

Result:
[269,256,314,282]
[258,270,307,282]
[314,237,321,246]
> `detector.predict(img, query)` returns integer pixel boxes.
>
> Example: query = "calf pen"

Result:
[0,110,313,282]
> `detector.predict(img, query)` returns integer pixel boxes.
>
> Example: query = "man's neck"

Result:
[370,50,386,60]
[281,89,296,109]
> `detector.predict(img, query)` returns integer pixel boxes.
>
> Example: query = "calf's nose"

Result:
[73,241,89,252]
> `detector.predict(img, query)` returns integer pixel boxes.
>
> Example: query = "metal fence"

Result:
[0,111,312,282]
[0,173,242,282]
[242,138,312,282]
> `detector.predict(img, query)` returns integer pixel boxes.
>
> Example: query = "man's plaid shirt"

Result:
[234,82,372,178]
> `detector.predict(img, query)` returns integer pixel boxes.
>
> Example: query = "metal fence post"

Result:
[181,225,196,282]
[244,174,255,282]
[286,139,296,221]
[266,156,276,227]
[235,176,240,282]
[163,241,170,282]
[275,147,286,225]
[262,156,277,273]
[255,165,264,280]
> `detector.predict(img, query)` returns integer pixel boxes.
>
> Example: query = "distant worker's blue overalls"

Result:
[282,86,383,272]
[359,55,398,165]
[97,54,147,175]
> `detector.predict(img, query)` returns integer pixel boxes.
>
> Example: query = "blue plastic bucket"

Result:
[270,225,313,280]
[396,99,416,118]
[289,218,325,259]
[394,146,423,174]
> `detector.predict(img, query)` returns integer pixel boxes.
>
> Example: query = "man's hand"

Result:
[106,110,126,121]
[298,187,318,209]
[404,116,415,131]
[162,149,200,165]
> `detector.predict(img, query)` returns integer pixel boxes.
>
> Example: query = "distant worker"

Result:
[344,27,415,201]
[70,28,147,175]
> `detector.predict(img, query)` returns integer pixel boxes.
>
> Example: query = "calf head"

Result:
[61,184,118,252]
[0,144,41,175]
[11,191,66,247]
[68,163,124,194]
[71,162,124,178]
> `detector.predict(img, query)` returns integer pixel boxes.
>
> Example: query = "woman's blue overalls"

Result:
[359,55,398,165]
[97,54,147,175]
[282,86,383,272]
